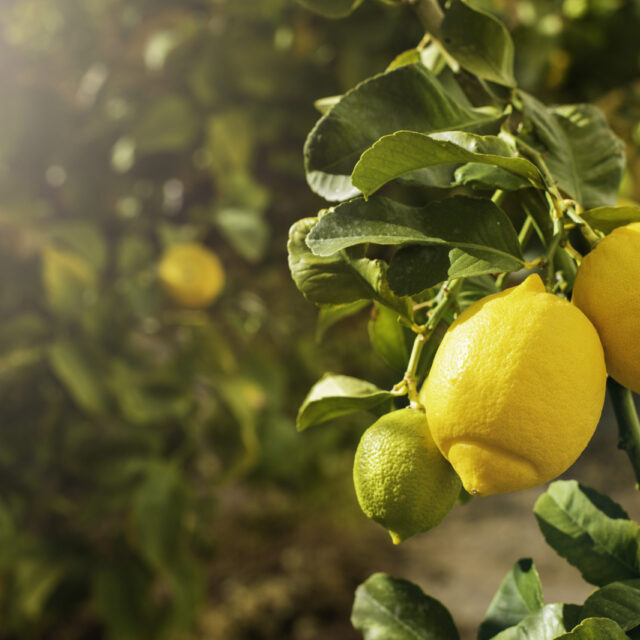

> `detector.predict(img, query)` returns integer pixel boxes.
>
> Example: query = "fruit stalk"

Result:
[607,378,640,488]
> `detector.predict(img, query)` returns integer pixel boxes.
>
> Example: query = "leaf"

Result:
[297,0,364,18]
[316,300,370,342]
[388,245,451,296]
[556,617,627,639]
[456,275,500,311]
[455,163,531,191]
[132,463,188,570]
[48,340,106,414]
[306,196,524,278]
[580,580,640,631]
[287,217,411,318]
[351,573,460,640]
[368,303,412,372]
[133,95,199,155]
[440,0,516,87]
[297,375,394,432]
[519,93,625,209]
[352,131,542,197]
[215,208,270,263]
[534,480,640,587]
[478,559,545,640]
[580,206,640,235]
[492,603,566,640]
[305,63,504,201]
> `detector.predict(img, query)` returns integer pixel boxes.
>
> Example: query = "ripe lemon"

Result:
[158,242,225,309]
[420,274,606,497]
[353,408,461,544]
[572,223,640,393]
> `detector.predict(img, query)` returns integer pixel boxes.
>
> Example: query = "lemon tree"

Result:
[289,0,640,637]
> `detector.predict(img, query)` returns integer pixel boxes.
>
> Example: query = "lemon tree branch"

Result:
[607,378,640,489]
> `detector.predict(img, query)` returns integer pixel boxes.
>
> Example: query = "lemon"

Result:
[420,274,606,497]
[158,242,225,309]
[353,408,461,544]
[572,223,640,393]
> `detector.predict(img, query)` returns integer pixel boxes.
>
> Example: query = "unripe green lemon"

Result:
[572,223,640,393]
[353,408,461,544]
[420,274,606,497]
[158,242,225,309]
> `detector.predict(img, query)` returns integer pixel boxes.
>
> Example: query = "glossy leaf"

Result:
[455,163,531,191]
[440,0,516,87]
[478,559,544,640]
[580,580,640,631]
[288,217,410,317]
[297,0,364,18]
[519,93,625,209]
[534,480,640,586]
[580,205,640,235]
[492,603,566,640]
[297,375,394,431]
[304,63,504,201]
[556,617,627,639]
[351,573,460,640]
[352,131,542,197]
[388,245,450,296]
[306,196,524,278]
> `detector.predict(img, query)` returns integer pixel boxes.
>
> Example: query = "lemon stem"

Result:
[607,378,640,489]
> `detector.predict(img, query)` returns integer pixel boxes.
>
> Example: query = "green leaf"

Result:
[215,208,270,263]
[305,63,504,201]
[440,0,516,87]
[368,303,412,372]
[306,196,524,276]
[519,94,625,209]
[580,206,640,235]
[132,463,188,570]
[297,0,364,18]
[456,275,500,311]
[556,617,627,639]
[288,217,411,317]
[316,300,370,342]
[352,131,542,197]
[388,245,450,296]
[534,480,640,587]
[479,559,545,640]
[351,573,460,640]
[48,340,106,414]
[455,163,531,191]
[492,603,566,640]
[297,375,394,432]
[580,580,640,631]
[133,95,199,155]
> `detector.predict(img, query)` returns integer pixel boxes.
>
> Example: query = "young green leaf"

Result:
[555,617,627,638]
[519,93,626,209]
[288,218,411,317]
[534,480,640,586]
[351,573,460,640]
[492,603,566,639]
[305,63,504,201]
[440,0,516,87]
[297,375,394,431]
[580,580,640,631]
[580,205,640,235]
[368,303,412,372]
[296,0,364,19]
[351,131,542,197]
[306,196,524,277]
[478,558,545,640]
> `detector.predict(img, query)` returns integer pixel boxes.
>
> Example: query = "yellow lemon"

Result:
[420,274,606,497]
[158,242,225,308]
[353,408,461,544]
[572,223,640,393]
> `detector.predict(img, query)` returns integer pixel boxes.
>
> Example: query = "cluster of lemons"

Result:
[354,223,640,544]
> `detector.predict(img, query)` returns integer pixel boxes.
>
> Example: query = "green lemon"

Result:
[353,408,461,544]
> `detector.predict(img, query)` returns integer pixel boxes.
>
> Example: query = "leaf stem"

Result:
[607,378,640,488]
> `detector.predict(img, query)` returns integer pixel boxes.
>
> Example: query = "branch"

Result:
[608,377,640,488]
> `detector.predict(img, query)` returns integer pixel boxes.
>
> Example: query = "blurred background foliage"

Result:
[0,0,639,638]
